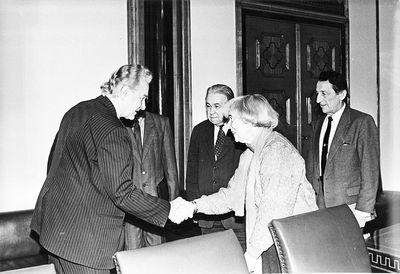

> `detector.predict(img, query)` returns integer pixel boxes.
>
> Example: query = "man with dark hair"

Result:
[186,84,246,250]
[306,71,380,229]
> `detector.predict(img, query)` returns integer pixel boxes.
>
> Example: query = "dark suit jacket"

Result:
[186,120,245,229]
[306,106,380,213]
[126,112,179,200]
[30,96,170,269]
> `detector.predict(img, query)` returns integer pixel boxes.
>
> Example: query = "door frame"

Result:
[127,0,192,193]
[236,0,349,153]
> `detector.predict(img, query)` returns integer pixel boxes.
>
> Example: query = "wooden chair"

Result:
[268,204,371,273]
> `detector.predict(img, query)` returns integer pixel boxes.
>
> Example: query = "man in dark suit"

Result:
[306,71,380,229]
[122,110,179,249]
[186,84,246,250]
[30,64,190,273]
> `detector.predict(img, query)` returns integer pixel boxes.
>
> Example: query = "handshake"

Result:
[168,197,198,224]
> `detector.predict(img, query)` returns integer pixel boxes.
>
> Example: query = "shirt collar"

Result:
[214,123,229,134]
[328,102,346,123]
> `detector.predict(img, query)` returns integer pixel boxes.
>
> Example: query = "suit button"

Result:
[142,171,146,175]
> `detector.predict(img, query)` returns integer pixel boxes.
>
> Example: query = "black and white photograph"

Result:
[0,0,399,273]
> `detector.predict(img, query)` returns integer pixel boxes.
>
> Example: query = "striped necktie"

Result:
[214,126,225,159]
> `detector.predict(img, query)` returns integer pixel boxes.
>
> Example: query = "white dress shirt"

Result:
[318,103,346,176]
[213,124,229,161]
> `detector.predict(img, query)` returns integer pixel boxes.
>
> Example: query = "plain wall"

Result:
[378,0,400,192]
[349,0,400,191]
[348,0,378,122]
[190,0,237,127]
[0,0,128,212]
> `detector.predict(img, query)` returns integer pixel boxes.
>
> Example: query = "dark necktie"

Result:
[321,116,333,177]
[214,126,225,160]
[133,119,142,158]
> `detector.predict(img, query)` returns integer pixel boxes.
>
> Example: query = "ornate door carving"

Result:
[300,23,342,158]
[244,14,344,158]
[245,16,297,146]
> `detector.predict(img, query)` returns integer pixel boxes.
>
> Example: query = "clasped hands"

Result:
[168,197,196,224]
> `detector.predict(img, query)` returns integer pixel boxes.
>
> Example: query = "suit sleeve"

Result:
[186,128,200,200]
[162,118,179,200]
[356,115,380,213]
[194,150,250,216]
[99,127,170,227]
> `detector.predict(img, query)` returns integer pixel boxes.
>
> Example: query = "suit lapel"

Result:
[327,106,351,163]
[203,121,216,162]
[126,126,142,162]
[142,112,155,160]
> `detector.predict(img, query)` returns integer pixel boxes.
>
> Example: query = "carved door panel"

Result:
[245,16,297,147]
[300,23,342,159]
[244,15,344,157]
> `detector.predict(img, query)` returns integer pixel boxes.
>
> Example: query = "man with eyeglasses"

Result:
[186,84,246,250]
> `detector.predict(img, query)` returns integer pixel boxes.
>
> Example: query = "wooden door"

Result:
[244,14,344,157]
[245,16,297,147]
[300,23,342,158]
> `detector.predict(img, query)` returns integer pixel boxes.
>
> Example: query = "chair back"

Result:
[0,210,48,271]
[0,264,56,274]
[268,204,371,273]
[113,229,248,274]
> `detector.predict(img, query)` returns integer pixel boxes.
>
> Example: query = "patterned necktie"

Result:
[321,116,333,177]
[133,119,142,158]
[214,126,225,159]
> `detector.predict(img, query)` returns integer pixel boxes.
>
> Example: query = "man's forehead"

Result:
[206,93,228,104]
[316,80,332,91]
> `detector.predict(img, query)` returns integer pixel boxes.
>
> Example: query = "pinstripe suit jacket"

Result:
[306,106,380,213]
[30,95,170,269]
[186,120,245,229]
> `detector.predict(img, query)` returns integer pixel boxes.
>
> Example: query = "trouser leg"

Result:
[124,222,145,250]
[261,245,281,274]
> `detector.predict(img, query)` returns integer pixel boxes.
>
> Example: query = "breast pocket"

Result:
[340,141,355,151]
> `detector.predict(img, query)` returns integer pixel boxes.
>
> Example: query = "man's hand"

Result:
[168,197,195,224]
[244,252,258,273]
[354,209,370,228]
[348,204,371,228]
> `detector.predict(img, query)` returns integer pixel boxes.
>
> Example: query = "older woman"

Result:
[192,94,318,273]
